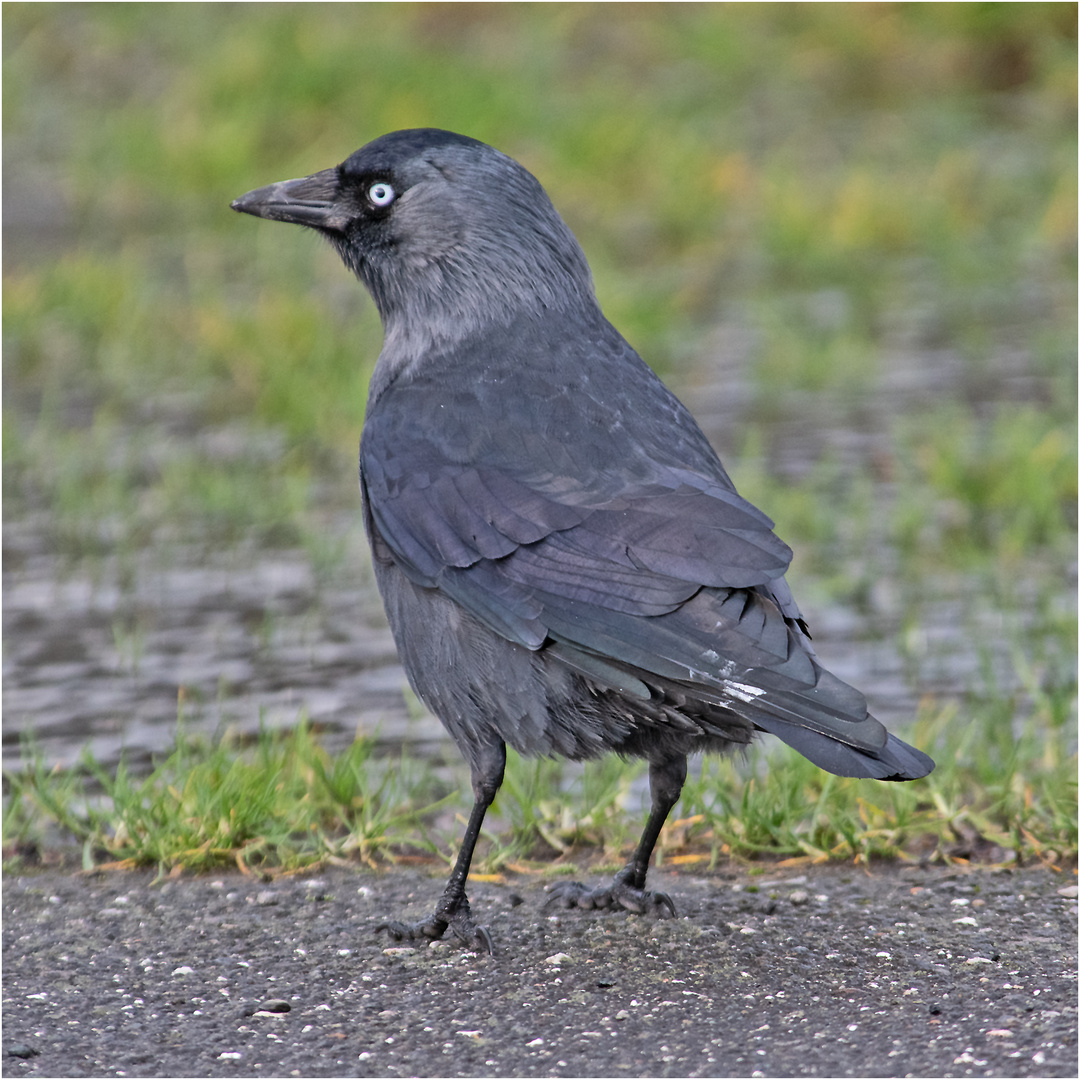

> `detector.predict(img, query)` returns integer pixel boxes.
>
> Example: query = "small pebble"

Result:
[7,1045,39,1059]
[789,890,809,906]
[545,952,572,965]
[260,999,291,1013]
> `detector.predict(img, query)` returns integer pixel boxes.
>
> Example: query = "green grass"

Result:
[3,5,1076,876]
[4,689,1075,878]
[4,720,454,877]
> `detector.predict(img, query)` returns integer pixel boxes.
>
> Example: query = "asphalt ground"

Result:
[3,860,1076,1078]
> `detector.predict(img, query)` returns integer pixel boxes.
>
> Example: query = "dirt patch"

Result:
[3,860,1075,1077]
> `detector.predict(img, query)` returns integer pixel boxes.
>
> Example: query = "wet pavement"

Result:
[2,521,447,776]
[3,860,1076,1077]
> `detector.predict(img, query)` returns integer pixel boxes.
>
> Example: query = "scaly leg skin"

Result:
[546,754,686,921]
[375,741,504,955]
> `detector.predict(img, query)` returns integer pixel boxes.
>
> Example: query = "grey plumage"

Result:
[232,129,933,952]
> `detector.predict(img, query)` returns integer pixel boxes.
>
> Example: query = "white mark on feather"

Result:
[701,649,737,678]
[723,681,765,703]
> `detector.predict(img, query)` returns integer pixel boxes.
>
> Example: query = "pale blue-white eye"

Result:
[367,182,396,207]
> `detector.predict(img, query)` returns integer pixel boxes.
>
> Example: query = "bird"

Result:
[232,128,934,954]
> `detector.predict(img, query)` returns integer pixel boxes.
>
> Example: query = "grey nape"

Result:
[232,129,934,953]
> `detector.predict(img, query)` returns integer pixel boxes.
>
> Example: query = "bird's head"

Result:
[232,129,597,349]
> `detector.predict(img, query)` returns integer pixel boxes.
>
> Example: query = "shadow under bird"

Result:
[232,129,934,953]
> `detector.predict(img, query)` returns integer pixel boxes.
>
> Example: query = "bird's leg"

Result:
[377,740,505,954]
[548,753,686,918]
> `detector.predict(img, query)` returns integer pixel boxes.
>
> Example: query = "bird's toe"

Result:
[546,877,675,918]
[545,880,611,910]
[449,916,495,954]
[374,915,449,944]
[611,881,677,918]
[438,894,495,954]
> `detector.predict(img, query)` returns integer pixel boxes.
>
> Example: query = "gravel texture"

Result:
[3,861,1076,1077]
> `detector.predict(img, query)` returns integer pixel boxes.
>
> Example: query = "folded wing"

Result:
[360,337,933,782]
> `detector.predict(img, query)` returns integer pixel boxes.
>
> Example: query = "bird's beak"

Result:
[231,167,348,230]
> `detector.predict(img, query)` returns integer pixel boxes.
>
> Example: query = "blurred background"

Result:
[3,4,1076,862]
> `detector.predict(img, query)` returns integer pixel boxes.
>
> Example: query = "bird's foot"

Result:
[376,893,493,954]
[546,867,676,919]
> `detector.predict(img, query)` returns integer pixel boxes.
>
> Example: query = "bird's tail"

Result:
[745,709,935,780]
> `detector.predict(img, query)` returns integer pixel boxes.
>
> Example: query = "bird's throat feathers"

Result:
[356,239,602,407]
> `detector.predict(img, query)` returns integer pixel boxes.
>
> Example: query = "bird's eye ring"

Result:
[367,182,396,208]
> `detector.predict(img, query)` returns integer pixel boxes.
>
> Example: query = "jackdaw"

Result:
[232,128,934,953]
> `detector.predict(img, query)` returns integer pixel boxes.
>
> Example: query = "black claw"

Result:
[374,920,405,940]
[544,881,592,909]
[650,890,678,918]
[375,898,493,954]
[612,880,677,918]
[546,877,676,919]
[374,916,448,944]
[456,921,494,955]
